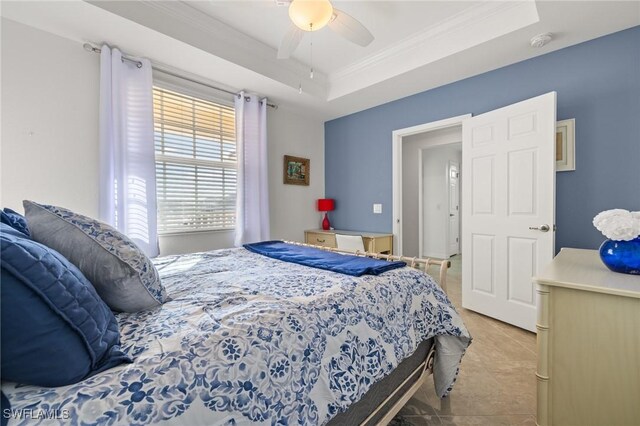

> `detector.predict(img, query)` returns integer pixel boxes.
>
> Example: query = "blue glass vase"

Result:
[599,237,640,275]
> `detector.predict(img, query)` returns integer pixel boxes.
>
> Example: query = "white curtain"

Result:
[234,92,270,246]
[99,45,159,257]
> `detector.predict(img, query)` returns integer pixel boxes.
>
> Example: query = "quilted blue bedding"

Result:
[1,247,471,425]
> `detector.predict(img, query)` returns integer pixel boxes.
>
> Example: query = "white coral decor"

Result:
[593,209,640,241]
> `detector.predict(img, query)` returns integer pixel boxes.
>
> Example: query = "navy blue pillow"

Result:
[0,208,30,237]
[0,223,131,387]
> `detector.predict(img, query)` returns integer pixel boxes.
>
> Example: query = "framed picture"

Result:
[556,119,575,172]
[283,155,310,185]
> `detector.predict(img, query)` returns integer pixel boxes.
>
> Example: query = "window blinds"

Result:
[153,86,237,234]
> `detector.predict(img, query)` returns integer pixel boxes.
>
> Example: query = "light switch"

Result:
[373,204,382,214]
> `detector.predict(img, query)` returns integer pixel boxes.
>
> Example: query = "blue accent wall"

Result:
[325,26,640,252]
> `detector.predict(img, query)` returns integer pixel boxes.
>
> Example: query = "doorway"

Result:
[392,115,469,258]
[418,142,462,259]
[393,94,556,332]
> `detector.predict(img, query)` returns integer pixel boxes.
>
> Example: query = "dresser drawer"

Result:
[305,232,336,248]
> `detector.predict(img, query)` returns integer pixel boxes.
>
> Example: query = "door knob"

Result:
[529,224,550,232]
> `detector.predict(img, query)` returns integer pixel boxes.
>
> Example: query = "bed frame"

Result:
[284,241,451,425]
[284,241,450,293]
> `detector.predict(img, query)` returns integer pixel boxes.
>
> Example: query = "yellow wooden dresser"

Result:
[304,229,393,255]
[534,248,640,426]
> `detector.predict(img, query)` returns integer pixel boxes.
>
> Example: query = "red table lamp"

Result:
[317,199,335,230]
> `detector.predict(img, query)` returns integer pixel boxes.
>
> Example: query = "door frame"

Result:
[446,159,460,257]
[392,114,471,256]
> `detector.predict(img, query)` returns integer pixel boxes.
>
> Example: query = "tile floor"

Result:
[392,256,537,426]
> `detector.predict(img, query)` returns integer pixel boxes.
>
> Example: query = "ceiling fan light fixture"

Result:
[289,0,334,32]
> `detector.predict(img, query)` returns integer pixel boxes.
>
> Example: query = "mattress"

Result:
[2,248,470,425]
[329,338,433,425]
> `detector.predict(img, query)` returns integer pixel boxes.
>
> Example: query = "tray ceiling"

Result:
[2,1,639,120]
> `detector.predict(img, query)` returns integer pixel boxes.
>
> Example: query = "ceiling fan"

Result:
[277,0,374,59]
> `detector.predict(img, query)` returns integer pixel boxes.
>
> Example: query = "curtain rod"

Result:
[83,43,278,109]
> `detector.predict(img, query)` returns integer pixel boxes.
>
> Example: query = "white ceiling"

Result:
[186,1,478,74]
[2,1,639,120]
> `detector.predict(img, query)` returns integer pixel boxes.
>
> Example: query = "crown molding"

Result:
[327,0,539,100]
[330,2,525,81]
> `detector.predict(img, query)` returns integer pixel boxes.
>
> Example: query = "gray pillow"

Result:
[23,200,167,312]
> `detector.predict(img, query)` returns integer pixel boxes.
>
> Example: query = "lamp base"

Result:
[322,213,331,230]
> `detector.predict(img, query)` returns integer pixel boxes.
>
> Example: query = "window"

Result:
[153,86,236,234]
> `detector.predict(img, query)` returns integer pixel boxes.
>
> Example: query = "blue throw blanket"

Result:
[243,240,406,276]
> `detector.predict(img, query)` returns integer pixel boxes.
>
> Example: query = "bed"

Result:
[2,246,471,425]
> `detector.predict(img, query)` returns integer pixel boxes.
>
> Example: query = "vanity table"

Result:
[304,229,393,254]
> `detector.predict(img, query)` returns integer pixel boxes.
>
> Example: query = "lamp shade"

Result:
[317,198,335,212]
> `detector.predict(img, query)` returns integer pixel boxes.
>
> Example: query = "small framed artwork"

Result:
[283,155,310,185]
[556,119,575,172]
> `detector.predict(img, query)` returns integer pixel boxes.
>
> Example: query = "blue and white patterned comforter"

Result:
[2,248,471,425]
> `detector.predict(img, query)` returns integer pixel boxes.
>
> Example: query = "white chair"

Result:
[335,234,365,253]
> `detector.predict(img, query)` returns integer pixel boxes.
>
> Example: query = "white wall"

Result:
[401,126,461,257]
[268,110,324,241]
[1,19,324,255]
[1,18,101,216]
[422,144,461,259]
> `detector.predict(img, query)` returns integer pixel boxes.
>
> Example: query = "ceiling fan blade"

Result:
[278,25,305,59]
[328,9,374,47]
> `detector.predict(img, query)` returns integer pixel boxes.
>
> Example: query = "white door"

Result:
[448,161,460,256]
[462,92,556,332]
